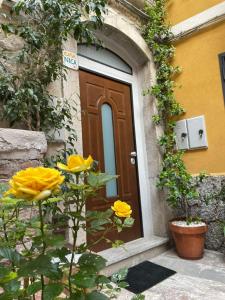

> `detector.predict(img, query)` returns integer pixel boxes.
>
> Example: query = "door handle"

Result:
[130,151,137,157]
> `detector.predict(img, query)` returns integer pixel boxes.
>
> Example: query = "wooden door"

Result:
[79,70,143,251]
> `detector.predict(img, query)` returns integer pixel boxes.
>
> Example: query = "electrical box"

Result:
[186,115,208,149]
[174,119,189,150]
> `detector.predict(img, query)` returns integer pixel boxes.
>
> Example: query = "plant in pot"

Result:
[158,152,208,260]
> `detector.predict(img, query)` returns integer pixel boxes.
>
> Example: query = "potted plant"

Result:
[158,152,208,260]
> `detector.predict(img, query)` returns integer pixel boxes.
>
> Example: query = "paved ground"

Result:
[117,249,225,299]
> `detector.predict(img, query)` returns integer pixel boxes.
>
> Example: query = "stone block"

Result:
[0,128,47,160]
[0,159,41,179]
[0,33,24,51]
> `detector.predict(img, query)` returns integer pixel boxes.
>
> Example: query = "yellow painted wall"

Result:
[172,22,225,174]
[167,0,224,25]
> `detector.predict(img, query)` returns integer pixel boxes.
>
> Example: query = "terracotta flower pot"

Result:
[169,220,208,260]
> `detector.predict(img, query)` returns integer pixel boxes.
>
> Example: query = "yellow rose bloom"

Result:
[5,167,64,201]
[111,200,132,218]
[57,154,93,173]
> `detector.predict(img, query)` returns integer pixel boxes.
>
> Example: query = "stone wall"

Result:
[0,128,47,179]
[178,175,225,253]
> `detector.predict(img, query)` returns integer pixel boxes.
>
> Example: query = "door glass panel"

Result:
[101,104,118,197]
[78,44,132,74]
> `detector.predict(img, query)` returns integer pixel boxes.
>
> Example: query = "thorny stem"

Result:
[38,201,46,300]
[2,211,9,243]
[68,173,81,296]
[68,218,78,295]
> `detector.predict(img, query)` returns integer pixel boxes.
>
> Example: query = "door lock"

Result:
[130,157,136,165]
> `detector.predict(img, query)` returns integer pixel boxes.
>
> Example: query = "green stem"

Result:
[38,201,46,300]
[68,219,77,296]
[68,173,82,296]
[184,198,189,221]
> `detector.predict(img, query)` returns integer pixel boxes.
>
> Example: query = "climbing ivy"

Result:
[143,0,199,218]
[0,0,106,135]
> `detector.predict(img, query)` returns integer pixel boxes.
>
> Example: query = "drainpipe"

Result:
[116,0,150,20]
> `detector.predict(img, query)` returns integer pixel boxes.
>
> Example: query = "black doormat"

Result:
[125,261,176,294]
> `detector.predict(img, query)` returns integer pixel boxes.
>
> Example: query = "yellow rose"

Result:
[5,167,64,201]
[111,200,132,218]
[57,154,93,173]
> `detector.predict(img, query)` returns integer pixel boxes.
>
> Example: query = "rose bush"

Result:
[0,154,137,300]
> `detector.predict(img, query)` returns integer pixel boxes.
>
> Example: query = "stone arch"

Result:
[61,6,170,243]
[95,8,153,69]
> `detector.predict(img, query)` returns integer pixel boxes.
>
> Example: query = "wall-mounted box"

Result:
[186,115,208,149]
[174,119,189,150]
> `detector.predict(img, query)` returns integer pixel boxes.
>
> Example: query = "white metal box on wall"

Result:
[174,120,189,150]
[174,115,208,150]
[186,115,208,149]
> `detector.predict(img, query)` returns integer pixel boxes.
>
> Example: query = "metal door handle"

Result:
[130,151,137,157]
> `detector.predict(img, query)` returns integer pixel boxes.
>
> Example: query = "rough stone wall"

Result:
[0,128,47,179]
[178,175,225,253]
[0,4,25,128]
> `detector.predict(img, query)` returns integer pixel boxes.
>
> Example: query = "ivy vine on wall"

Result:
[143,0,200,217]
[0,0,106,135]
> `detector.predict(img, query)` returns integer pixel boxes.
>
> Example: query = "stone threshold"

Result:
[98,236,169,266]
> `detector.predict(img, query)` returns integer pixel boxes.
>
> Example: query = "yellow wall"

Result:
[167,0,224,25]
[173,22,225,174]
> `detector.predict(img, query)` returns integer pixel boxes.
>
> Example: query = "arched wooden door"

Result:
[79,70,143,251]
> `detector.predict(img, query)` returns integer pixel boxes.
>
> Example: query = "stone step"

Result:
[99,236,170,276]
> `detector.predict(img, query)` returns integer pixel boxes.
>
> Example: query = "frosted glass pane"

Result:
[101,104,118,197]
[78,44,132,74]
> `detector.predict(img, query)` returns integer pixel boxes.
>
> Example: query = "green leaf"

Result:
[118,281,129,288]
[86,291,109,300]
[96,275,111,285]
[0,248,21,266]
[68,291,85,300]
[0,292,13,300]
[78,253,106,272]
[90,219,110,231]
[113,217,122,225]
[123,217,134,227]
[1,24,15,34]
[4,279,20,294]
[112,240,124,248]
[72,271,96,289]
[42,197,62,205]
[18,255,62,280]
[43,283,64,300]
[131,294,145,300]
[48,247,71,264]
[44,235,66,248]
[87,173,118,188]
[0,271,17,284]
[111,268,128,283]
[86,209,113,219]
[26,281,42,296]
[0,197,23,208]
